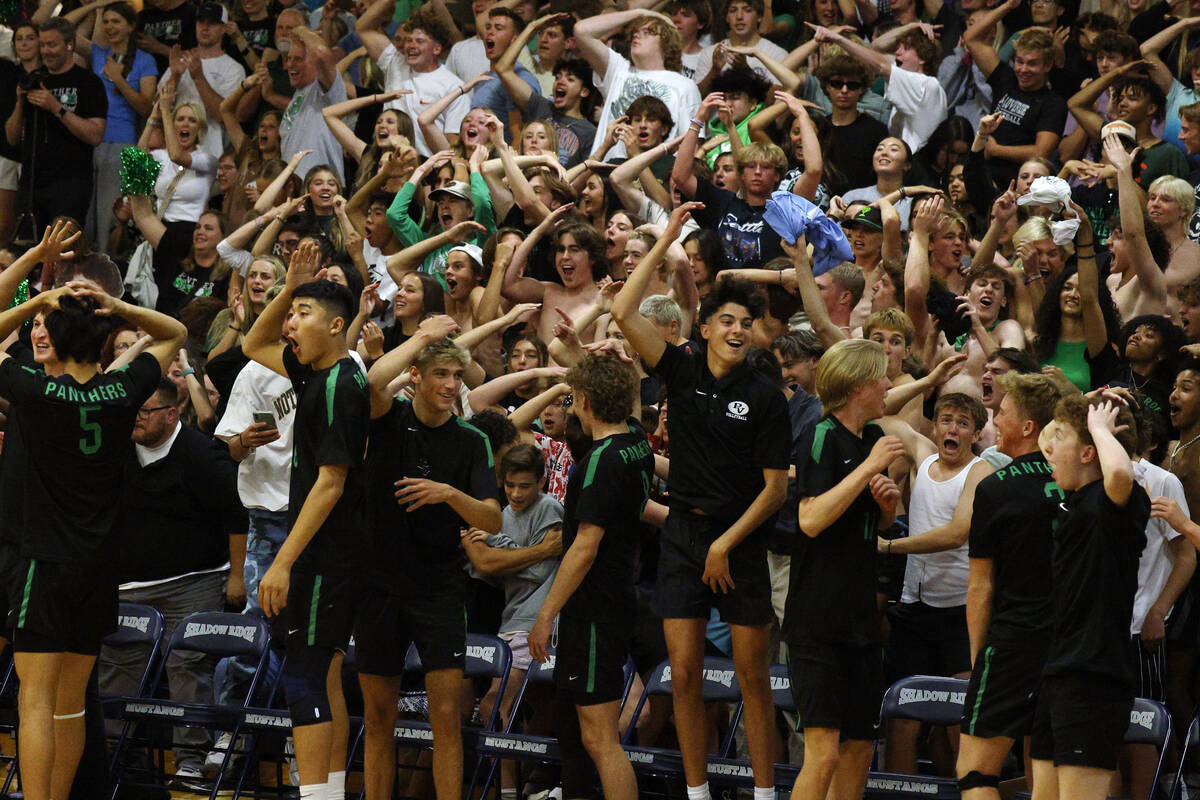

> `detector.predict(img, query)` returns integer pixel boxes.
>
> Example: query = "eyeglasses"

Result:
[136,405,174,418]
[827,80,863,91]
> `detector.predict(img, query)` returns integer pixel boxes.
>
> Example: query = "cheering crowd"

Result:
[3,0,1200,798]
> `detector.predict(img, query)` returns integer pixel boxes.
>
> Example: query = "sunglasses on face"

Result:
[827,80,863,91]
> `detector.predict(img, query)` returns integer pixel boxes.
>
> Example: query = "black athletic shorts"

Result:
[282,571,357,652]
[654,510,774,627]
[1029,673,1132,770]
[961,641,1047,739]
[355,585,466,675]
[787,638,882,741]
[12,558,117,655]
[554,615,630,706]
[887,602,971,682]
[0,541,20,636]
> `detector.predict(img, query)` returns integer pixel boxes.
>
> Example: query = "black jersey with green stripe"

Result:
[784,414,884,646]
[365,399,499,590]
[967,452,1063,648]
[561,425,654,624]
[283,348,369,576]
[0,352,160,564]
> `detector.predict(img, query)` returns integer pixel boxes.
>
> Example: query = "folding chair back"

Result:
[879,675,969,727]
[864,676,968,800]
[104,603,166,695]
[1124,698,1171,799]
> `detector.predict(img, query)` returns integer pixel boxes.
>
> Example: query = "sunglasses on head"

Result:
[827,79,863,91]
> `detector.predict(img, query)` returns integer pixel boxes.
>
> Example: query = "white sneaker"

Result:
[204,732,235,777]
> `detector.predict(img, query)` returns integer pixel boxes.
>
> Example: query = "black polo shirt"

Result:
[650,342,790,524]
[968,453,1063,649]
[784,415,883,646]
[1044,479,1149,686]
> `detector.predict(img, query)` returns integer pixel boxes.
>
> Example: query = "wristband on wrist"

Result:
[181,368,196,378]
[690,117,704,128]
[228,324,243,332]
[1024,273,1044,285]
[897,187,907,200]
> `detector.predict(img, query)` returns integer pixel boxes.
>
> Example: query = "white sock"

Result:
[686,783,712,800]
[299,783,328,800]
[753,786,774,800]
[326,770,346,800]
[501,790,518,800]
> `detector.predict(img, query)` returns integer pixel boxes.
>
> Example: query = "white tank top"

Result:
[900,453,982,608]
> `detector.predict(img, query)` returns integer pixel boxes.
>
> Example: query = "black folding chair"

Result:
[101,603,167,775]
[109,611,273,800]
[864,675,967,800]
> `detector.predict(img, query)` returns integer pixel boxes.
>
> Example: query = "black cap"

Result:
[196,2,228,23]
[842,205,883,232]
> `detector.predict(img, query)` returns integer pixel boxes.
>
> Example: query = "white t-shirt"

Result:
[214,360,296,512]
[362,240,398,302]
[153,148,216,223]
[693,37,789,85]
[281,75,349,185]
[592,50,701,159]
[446,36,489,83]
[883,65,946,153]
[162,54,246,160]
[378,44,471,156]
[1131,460,1189,635]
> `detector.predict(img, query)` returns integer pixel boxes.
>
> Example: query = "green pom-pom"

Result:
[5,280,28,311]
[119,147,161,196]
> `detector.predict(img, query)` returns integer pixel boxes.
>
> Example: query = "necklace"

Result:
[1168,431,1200,469]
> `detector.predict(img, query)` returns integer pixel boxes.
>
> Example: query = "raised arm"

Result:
[417,72,489,152]
[254,148,311,214]
[1068,202,1110,361]
[244,241,323,377]
[497,14,564,111]
[1088,401,1134,506]
[806,23,892,77]
[322,90,407,162]
[158,82,196,168]
[1103,134,1167,315]
[903,195,941,346]
[778,92,823,200]
[784,238,847,347]
[962,0,1019,78]
[611,136,682,211]
[572,9,668,81]
[366,314,459,416]
[130,194,167,250]
[611,202,700,368]
[356,0,397,62]
[727,43,803,92]
[1067,60,1140,141]
[494,122,551,223]
[466,365,563,412]
[78,285,188,371]
[673,94,724,198]
[502,206,575,303]
[385,220,487,286]
[290,25,337,91]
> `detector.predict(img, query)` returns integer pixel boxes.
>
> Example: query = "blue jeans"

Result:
[214,509,287,706]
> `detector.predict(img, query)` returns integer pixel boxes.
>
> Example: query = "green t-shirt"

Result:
[1134,140,1190,190]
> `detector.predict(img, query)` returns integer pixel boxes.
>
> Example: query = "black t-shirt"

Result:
[968,452,1063,649]
[651,342,791,524]
[365,399,498,590]
[525,94,597,169]
[985,62,1067,191]
[283,348,369,576]
[0,343,37,548]
[827,113,890,198]
[139,2,199,73]
[1044,479,1150,685]
[0,352,161,564]
[240,16,276,56]
[561,426,655,624]
[784,415,883,646]
[19,65,107,187]
[153,224,231,318]
[692,180,785,270]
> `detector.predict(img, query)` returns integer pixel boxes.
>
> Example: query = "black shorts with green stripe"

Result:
[554,614,630,706]
[282,570,358,653]
[12,557,117,655]
[961,640,1048,739]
